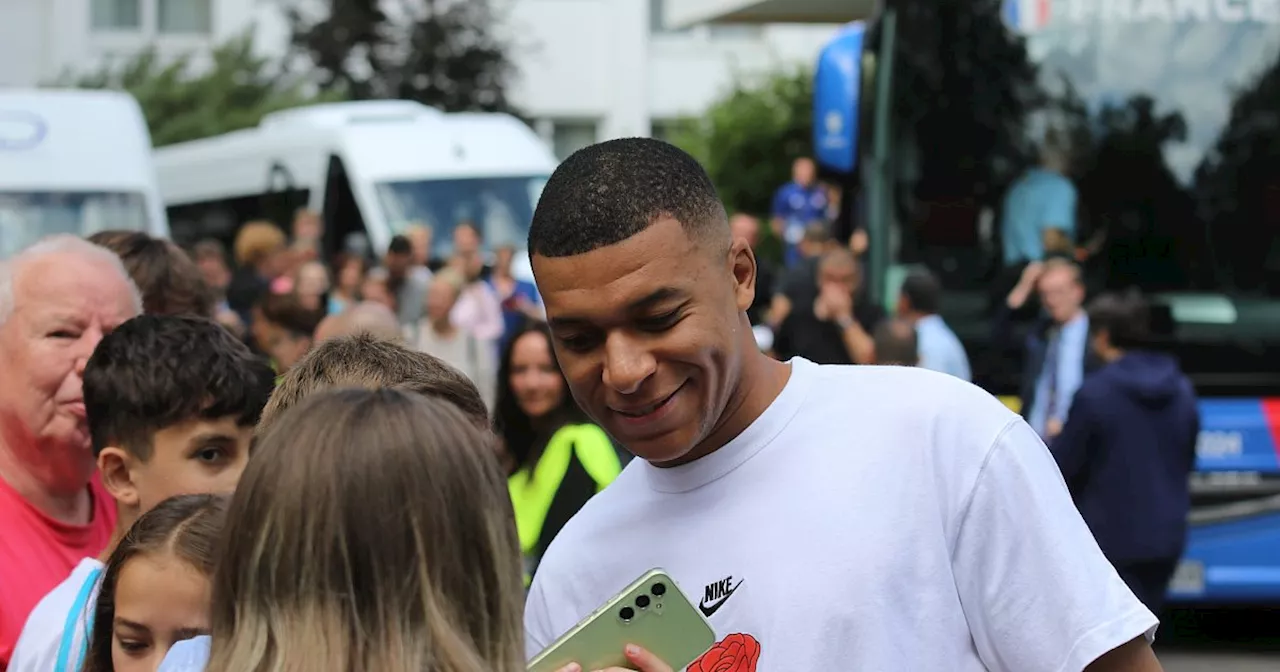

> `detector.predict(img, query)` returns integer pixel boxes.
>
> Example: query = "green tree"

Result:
[888,0,1041,202]
[672,66,814,221]
[66,32,340,146]
[283,0,517,112]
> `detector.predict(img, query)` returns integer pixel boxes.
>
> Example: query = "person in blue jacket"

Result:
[771,157,831,268]
[1050,290,1199,615]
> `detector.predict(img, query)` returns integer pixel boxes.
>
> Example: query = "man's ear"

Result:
[97,446,140,510]
[728,237,757,313]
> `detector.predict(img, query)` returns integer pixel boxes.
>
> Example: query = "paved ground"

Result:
[1153,608,1280,671]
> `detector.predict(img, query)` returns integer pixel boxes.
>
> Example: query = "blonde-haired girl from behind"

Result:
[204,388,525,672]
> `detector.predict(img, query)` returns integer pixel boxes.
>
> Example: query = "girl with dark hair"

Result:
[82,494,226,672]
[494,321,623,583]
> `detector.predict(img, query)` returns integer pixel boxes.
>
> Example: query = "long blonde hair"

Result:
[204,388,525,672]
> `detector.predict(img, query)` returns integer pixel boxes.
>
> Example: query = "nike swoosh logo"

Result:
[698,578,744,618]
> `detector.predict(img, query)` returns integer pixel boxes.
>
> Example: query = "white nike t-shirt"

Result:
[9,558,104,672]
[524,359,1157,671]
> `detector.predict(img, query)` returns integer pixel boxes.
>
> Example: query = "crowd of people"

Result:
[755,142,1198,618]
[0,137,1180,672]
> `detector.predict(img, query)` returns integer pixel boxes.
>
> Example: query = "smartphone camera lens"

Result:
[651,582,667,597]
[635,595,651,609]
[619,606,635,621]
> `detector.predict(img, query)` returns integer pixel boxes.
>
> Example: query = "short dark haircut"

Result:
[84,315,276,459]
[1088,289,1151,350]
[388,235,413,255]
[259,333,490,434]
[873,319,919,366]
[88,230,215,317]
[257,293,324,339]
[900,269,942,315]
[528,138,728,258]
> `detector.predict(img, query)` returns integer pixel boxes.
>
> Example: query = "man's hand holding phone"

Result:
[553,644,674,672]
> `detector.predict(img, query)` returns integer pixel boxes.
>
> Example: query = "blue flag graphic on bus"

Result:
[1196,399,1280,472]
[1002,0,1054,33]
[812,22,864,174]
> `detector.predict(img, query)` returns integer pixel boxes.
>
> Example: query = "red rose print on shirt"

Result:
[689,633,761,672]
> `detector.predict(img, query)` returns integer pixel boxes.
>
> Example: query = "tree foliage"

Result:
[672,66,814,220]
[1193,50,1280,293]
[889,0,1041,202]
[283,0,516,112]
[66,32,341,147]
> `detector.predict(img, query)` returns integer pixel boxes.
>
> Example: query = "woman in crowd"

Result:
[327,252,366,315]
[190,239,246,337]
[87,230,214,318]
[291,260,331,313]
[495,321,622,582]
[410,268,497,409]
[361,266,397,312]
[226,221,289,329]
[82,494,227,672]
[190,388,526,671]
[489,242,543,350]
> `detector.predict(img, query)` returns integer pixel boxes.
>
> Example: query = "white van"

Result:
[154,101,556,281]
[0,90,168,258]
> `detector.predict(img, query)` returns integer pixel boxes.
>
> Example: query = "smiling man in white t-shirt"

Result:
[523,138,1164,672]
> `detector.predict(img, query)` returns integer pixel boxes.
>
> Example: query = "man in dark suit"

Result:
[1006,258,1102,439]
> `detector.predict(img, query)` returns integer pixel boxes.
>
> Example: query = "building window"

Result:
[90,0,142,30]
[552,121,598,161]
[158,0,212,34]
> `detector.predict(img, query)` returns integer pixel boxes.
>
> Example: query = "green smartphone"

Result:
[527,568,716,672]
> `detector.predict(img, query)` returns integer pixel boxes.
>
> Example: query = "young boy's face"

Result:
[107,415,254,515]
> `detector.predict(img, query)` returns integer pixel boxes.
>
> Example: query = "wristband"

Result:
[836,315,855,330]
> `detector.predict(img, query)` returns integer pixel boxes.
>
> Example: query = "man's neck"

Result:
[902,311,930,326]
[1057,309,1084,327]
[0,439,92,524]
[656,346,791,468]
[1100,345,1125,363]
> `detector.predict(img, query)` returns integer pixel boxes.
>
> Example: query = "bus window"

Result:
[881,2,1280,296]
[867,1,1280,387]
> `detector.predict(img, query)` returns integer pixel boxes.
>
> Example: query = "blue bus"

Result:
[815,0,1280,604]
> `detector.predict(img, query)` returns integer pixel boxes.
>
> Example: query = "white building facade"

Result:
[0,0,838,158]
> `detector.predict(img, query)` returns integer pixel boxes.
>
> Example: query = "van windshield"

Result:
[375,176,549,257]
[0,191,148,258]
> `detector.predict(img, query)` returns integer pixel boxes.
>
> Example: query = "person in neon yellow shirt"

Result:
[494,322,623,584]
